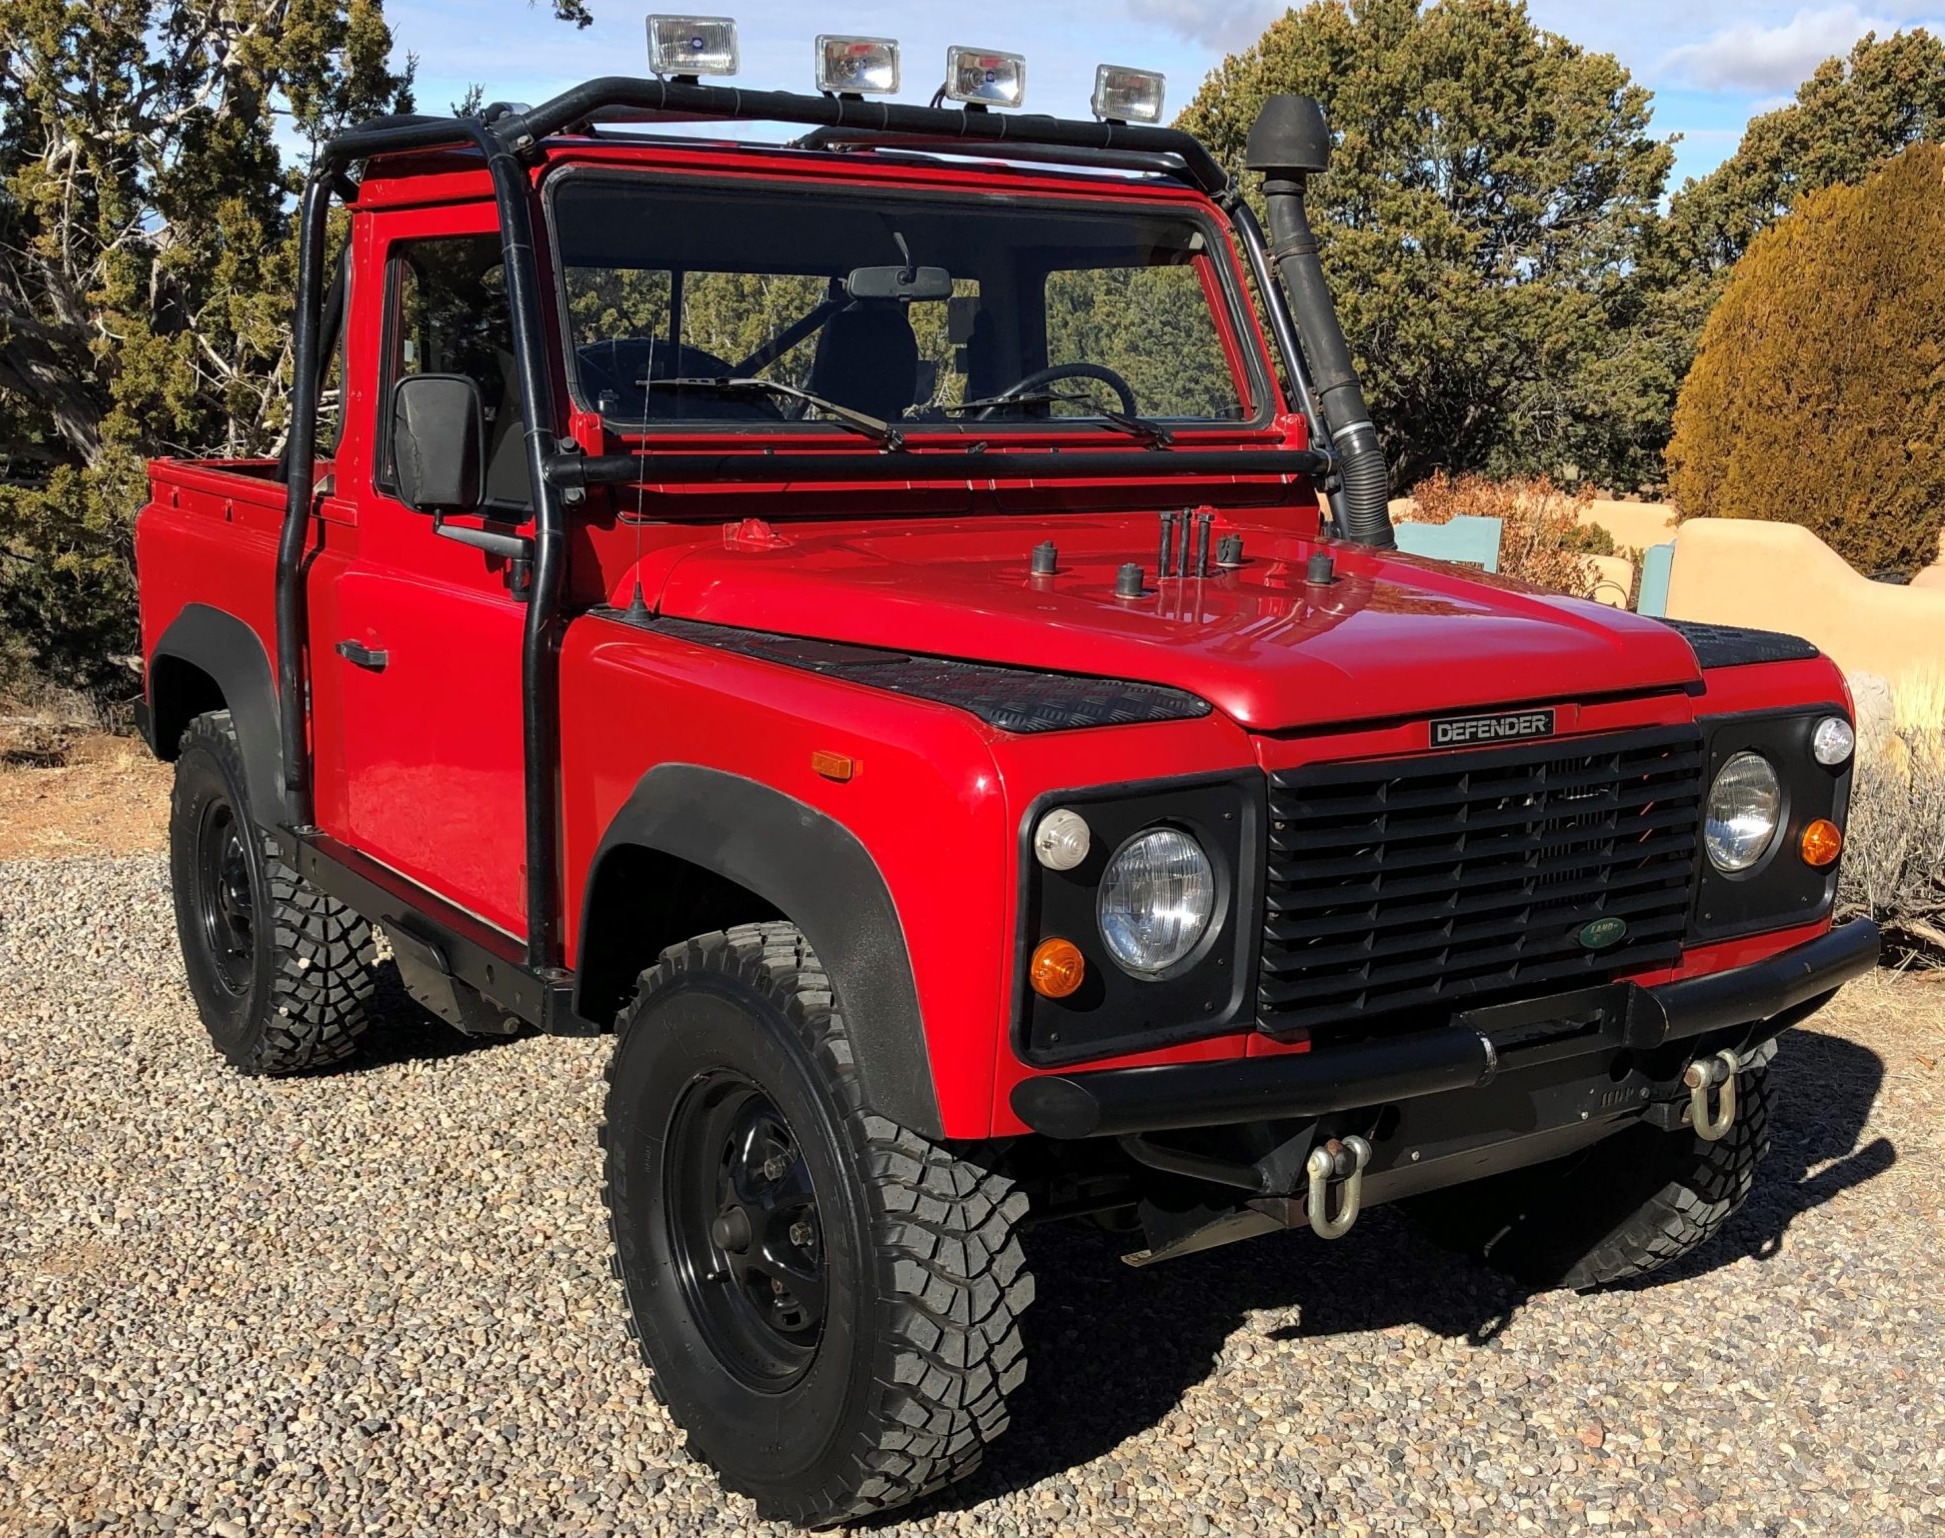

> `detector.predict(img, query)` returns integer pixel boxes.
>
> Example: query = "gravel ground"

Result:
[3,853,1942,1538]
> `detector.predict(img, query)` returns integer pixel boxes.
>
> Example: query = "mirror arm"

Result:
[433,515,534,562]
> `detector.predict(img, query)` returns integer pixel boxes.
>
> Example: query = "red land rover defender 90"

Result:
[135,33,1879,1526]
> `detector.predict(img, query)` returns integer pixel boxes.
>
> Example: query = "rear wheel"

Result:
[602,923,1031,1526]
[1409,1049,1774,1289]
[168,711,377,1074]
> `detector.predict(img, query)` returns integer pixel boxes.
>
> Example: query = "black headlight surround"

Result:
[1013,771,1265,1067]
[1692,705,1853,942]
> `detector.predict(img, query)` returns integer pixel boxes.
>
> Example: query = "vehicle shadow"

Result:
[911,1025,1891,1517]
[328,959,526,1073]
[1613,1025,1895,1288]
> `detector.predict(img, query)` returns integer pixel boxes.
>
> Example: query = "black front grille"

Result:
[1259,725,1704,1039]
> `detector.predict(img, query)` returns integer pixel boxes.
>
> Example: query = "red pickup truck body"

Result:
[133,76,1878,1524]
[136,434,1849,1140]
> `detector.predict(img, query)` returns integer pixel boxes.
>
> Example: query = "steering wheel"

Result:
[974,362,1138,420]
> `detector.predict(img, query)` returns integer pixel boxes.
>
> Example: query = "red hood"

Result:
[648,512,1701,731]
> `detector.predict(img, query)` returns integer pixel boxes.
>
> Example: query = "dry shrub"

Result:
[1839,670,1945,965]
[1405,473,1611,596]
[0,677,100,770]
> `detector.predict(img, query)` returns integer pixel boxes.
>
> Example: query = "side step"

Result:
[280,829,599,1036]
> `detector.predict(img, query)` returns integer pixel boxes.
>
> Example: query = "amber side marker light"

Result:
[1030,938,1086,999]
[811,750,855,782]
[1801,819,1843,868]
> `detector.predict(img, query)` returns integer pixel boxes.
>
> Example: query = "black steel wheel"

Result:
[603,923,1032,1527]
[191,796,257,997]
[665,1072,825,1388]
[168,711,377,1074]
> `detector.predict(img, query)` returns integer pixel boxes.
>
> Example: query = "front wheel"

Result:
[602,924,1031,1526]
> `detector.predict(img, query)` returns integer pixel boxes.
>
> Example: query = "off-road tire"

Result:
[168,711,377,1074]
[601,923,1032,1527]
[1410,1047,1774,1290]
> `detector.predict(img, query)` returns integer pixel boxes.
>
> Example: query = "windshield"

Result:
[551,174,1256,432]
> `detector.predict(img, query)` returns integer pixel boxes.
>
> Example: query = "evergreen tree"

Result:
[1642,28,1945,478]
[1666,144,1945,575]
[0,1,414,695]
[1177,0,1673,491]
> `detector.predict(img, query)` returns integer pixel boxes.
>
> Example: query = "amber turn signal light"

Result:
[1800,818,1843,868]
[1029,938,1086,999]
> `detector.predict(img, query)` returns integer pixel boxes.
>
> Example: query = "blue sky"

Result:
[385,1,1945,189]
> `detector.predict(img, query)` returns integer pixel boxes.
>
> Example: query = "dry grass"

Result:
[0,732,171,860]
[1840,669,1945,965]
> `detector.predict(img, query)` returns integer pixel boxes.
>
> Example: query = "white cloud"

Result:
[1658,5,1901,93]
[1123,0,1281,53]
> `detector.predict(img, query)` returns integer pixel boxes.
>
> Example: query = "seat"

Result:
[807,303,920,421]
[573,339,781,422]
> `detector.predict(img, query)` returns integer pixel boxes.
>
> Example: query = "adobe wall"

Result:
[1664,519,1945,699]
[1578,500,1676,554]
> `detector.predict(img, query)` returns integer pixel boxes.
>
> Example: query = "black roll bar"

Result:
[791,126,1201,186]
[278,113,569,976]
[275,77,1323,979]
[496,76,1230,193]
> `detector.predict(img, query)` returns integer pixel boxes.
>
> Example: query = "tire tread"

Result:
[601,921,1030,1526]
[176,712,376,1075]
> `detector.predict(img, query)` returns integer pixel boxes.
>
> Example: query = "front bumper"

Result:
[1012,918,1881,1140]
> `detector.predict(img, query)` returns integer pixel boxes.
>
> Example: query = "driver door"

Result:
[317,205,536,937]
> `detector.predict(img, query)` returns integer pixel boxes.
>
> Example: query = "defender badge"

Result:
[1578,916,1629,951]
[1429,708,1557,747]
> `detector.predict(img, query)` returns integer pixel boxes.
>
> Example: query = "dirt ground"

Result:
[0,733,173,861]
[3,735,1940,1534]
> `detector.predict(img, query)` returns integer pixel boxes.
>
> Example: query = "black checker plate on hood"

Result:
[603,611,1213,733]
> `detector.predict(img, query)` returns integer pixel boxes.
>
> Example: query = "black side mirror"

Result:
[391,373,484,514]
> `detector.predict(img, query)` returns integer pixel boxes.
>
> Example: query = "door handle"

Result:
[336,640,389,672]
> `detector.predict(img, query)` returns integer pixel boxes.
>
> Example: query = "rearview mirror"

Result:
[391,373,484,514]
[845,264,954,302]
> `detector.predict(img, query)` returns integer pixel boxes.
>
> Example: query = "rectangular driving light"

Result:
[944,45,1026,109]
[1092,64,1166,124]
[646,14,739,78]
[817,35,900,95]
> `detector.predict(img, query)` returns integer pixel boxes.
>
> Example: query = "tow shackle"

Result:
[1304,1134,1372,1240]
[1684,1050,1740,1142]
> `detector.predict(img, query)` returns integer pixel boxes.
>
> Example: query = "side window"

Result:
[379,233,531,509]
[320,321,347,455]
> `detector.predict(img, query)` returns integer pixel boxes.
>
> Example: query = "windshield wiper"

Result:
[936,390,1174,448]
[637,376,905,449]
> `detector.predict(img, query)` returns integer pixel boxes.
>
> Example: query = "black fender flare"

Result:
[578,764,941,1137]
[147,604,284,821]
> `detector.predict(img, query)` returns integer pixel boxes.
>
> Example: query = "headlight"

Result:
[1704,752,1782,872]
[1097,827,1214,976]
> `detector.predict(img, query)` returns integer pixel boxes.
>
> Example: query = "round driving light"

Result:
[1029,937,1086,999]
[1097,827,1215,977]
[1811,715,1855,767]
[1033,808,1092,871]
[1801,818,1844,868]
[1704,752,1782,872]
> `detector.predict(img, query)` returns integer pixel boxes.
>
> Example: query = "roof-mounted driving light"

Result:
[817,35,900,95]
[646,14,739,78]
[1091,64,1165,124]
[944,45,1026,109]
